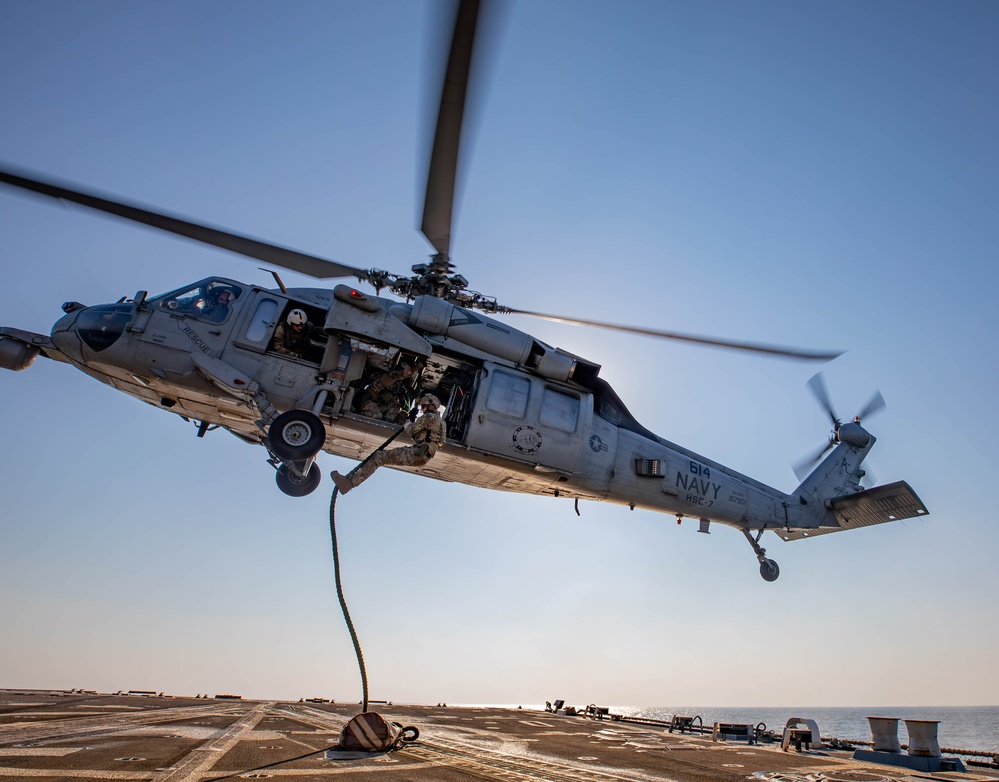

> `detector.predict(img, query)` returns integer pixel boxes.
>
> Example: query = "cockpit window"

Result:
[77,304,134,352]
[154,279,243,323]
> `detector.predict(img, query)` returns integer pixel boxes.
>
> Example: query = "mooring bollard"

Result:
[904,719,942,757]
[866,716,902,753]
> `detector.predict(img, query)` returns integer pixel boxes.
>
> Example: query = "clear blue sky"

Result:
[1,0,997,707]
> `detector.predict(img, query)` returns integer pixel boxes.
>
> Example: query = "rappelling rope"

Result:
[207,428,410,781]
[328,427,405,714]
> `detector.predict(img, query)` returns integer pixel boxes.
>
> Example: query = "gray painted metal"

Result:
[0,270,927,579]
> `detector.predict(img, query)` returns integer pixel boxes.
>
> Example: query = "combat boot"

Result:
[331,471,353,495]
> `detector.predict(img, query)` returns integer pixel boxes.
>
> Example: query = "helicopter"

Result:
[0,0,927,582]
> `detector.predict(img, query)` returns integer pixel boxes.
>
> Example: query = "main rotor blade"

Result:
[503,308,843,361]
[0,166,370,280]
[420,0,482,257]
[807,372,840,425]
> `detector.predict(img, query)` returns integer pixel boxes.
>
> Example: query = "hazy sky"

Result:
[1,0,997,708]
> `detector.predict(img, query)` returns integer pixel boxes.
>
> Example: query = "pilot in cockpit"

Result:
[201,286,238,323]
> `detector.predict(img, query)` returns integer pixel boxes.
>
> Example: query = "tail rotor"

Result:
[793,373,885,482]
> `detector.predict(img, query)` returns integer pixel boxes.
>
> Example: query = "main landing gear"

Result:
[268,410,325,461]
[742,529,780,582]
[267,410,327,497]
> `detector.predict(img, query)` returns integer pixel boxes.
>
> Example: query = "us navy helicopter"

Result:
[0,0,926,580]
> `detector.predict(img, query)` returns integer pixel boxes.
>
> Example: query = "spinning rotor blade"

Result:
[0,166,370,281]
[857,389,886,422]
[503,309,843,361]
[420,0,482,257]
[796,375,887,482]
[807,372,840,426]
[793,440,835,482]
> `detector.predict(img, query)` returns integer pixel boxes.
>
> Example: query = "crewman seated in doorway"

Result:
[271,308,314,358]
[332,393,445,494]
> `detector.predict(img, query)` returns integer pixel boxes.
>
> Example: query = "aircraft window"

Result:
[540,387,579,433]
[159,284,205,315]
[486,371,530,418]
[246,298,279,342]
[155,279,242,323]
[77,304,133,352]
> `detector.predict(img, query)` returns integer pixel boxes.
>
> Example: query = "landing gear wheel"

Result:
[759,558,780,582]
[268,410,325,461]
[276,463,322,497]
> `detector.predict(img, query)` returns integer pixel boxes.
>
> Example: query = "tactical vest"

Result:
[411,414,445,452]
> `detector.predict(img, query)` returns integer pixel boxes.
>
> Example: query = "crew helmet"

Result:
[210,286,235,304]
[286,309,308,326]
[418,393,441,409]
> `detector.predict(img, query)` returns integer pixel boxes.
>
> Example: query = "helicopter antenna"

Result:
[260,267,289,294]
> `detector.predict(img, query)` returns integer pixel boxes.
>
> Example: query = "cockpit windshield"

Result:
[152,278,244,323]
[77,304,134,352]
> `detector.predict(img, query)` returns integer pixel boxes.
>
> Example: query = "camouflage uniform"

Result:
[338,407,446,491]
[271,321,313,357]
[357,365,413,422]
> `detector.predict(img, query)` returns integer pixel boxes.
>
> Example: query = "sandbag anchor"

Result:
[325,712,420,759]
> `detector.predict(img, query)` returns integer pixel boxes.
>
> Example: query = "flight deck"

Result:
[1,690,995,781]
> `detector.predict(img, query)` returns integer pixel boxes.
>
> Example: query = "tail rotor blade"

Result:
[857,390,886,422]
[806,372,839,427]
[792,440,835,482]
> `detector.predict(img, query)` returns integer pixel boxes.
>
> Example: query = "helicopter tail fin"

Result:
[788,437,929,540]
[783,480,928,540]
[794,438,874,502]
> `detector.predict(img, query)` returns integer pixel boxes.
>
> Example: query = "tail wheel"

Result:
[268,410,325,461]
[276,463,322,497]
[759,558,780,582]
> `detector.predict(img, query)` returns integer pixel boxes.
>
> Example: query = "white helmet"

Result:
[286,309,308,326]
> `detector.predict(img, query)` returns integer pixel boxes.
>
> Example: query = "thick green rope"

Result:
[328,486,369,713]
[328,427,404,713]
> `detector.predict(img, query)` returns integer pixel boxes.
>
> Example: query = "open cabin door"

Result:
[464,362,590,474]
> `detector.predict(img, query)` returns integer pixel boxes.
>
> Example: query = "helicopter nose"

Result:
[50,302,137,360]
[51,308,80,334]
[50,309,85,360]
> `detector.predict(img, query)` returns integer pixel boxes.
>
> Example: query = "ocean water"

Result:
[618,705,999,753]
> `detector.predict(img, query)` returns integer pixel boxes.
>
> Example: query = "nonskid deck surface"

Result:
[0,691,994,781]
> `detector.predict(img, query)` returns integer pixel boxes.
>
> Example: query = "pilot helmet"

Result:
[210,286,235,304]
[287,309,308,327]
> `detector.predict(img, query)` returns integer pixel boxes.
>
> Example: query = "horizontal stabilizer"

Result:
[780,481,928,541]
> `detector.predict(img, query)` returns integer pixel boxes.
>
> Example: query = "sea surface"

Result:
[619,705,999,753]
